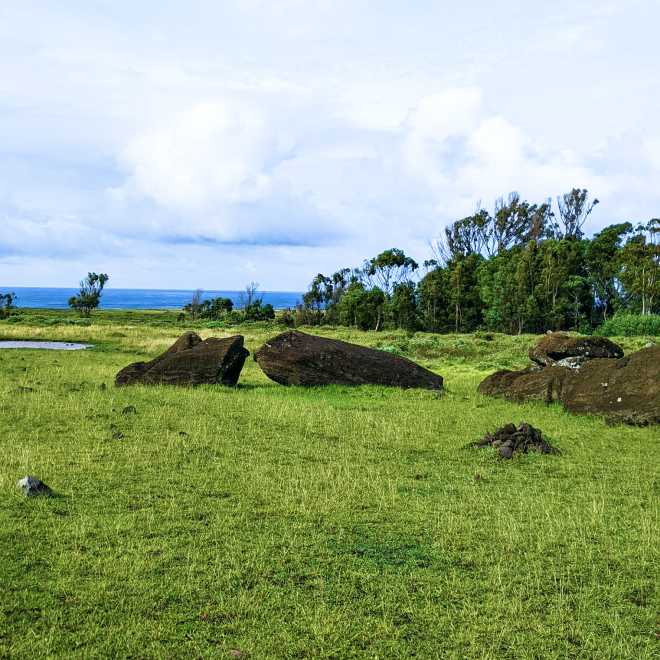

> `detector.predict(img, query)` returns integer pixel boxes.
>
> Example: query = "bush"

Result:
[0,292,16,319]
[595,313,660,337]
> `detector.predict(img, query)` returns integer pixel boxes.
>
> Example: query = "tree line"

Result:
[296,189,659,334]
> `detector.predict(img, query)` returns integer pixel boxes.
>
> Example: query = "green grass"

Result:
[0,314,657,658]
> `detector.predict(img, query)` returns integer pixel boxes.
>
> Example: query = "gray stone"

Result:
[17,475,52,497]
[555,356,588,370]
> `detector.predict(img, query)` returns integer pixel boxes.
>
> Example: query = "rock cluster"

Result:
[255,330,443,390]
[474,423,557,458]
[479,334,659,425]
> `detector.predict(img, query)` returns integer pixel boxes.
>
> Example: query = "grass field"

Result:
[0,312,657,658]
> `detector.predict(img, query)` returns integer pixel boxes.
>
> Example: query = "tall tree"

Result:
[363,248,418,295]
[618,220,660,315]
[585,222,632,322]
[418,267,451,332]
[556,188,599,239]
[68,272,109,316]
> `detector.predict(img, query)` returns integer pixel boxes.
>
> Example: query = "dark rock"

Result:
[529,333,623,367]
[479,345,660,425]
[477,366,570,403]
[110,423,124,440]
[254,330,442,390]
[121,405,137,415]
[561,345,660,426]
[17,475,52,496]
[475,423,557,458]
[115,332,249,387]
[499,445,514,459]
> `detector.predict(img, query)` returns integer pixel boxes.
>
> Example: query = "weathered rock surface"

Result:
[561,345,660,425]
[529,333,623,367]
[479,344,660,425]
[477,366,570,403]
[116,332,249,386]
[255,330,443,390]
[17,475,52,497]
[474,422,557,458]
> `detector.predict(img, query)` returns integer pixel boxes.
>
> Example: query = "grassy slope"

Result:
[0,315,657,658]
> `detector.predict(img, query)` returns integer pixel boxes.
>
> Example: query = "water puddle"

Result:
[0,341,93,351]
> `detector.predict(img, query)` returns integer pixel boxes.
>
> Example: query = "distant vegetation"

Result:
[1,189,657,336]
[183,282,275,323]
[0,292,15,319]
[595,313,660,337]
[68,272,109,316]
[296,189,659,335]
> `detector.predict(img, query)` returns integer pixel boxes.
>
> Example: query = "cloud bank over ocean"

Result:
[1,0,658,288]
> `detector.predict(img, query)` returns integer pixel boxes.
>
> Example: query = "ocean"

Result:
[3,287,303,311]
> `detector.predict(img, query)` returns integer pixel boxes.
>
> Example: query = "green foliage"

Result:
[336,282,386,330]
[243,300,275,321]
[198,296,234,320]
[595,313,660,337]
[417,267,452,332]
[68,272,109,316]
[388,281,418,331]
[364,248,418,295]
[585,222,632,321]
[617,220,659,316]
[0,292,16,319]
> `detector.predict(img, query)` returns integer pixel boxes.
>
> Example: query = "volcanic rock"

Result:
[115,332,249,386]
[255,330,443,390]
[529,333,623,367]
[560,345,660,425]
[479,344,660,425]
[477,366,570,403]
[474,422,557,458]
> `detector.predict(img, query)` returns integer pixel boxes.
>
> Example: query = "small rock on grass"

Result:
[474,422,558,459]
[17,476,52,497]
[121,405,137,415]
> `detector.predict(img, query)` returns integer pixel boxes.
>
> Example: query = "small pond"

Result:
[0,341,93,351]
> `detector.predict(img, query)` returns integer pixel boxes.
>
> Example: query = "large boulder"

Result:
[561,345,660,425]
[116,332,249,386]
[255,330,443,390]
[479,344,660,425]
[477,366,570,404]
[529,333,623,367]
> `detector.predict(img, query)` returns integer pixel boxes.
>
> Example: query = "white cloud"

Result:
[1,1,659,288]
[119,102,275,210]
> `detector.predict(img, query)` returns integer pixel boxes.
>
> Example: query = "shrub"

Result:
[0,292,16,319]
[595,313,660,337]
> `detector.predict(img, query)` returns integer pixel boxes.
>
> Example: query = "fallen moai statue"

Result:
[116,331,249,386]
[479,336,659,426]
[255,330,443,390]
[529,332,623,367]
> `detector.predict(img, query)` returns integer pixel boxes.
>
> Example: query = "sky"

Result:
[1,0,659,290]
